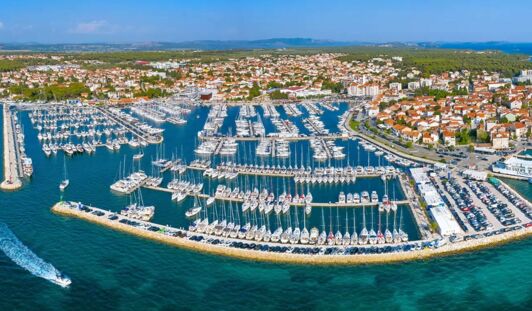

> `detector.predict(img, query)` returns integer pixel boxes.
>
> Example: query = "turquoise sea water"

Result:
[0,104,531,310]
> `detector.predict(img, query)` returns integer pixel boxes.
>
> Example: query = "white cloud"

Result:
[0,21,4,30]
[70,20,108,34]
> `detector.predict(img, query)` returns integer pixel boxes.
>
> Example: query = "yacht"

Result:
[50,272,72,288]
[59,157,69,191]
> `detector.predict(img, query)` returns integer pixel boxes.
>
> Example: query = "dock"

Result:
[199,133,349,142]
[140,184,409,208]
[96,106,164,144]
[1,104,22,190]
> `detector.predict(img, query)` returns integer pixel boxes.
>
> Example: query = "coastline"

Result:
[52,202,532,265]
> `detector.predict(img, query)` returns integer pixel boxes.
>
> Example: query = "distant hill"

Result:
[0,38,368,52]
[1,39,531,54]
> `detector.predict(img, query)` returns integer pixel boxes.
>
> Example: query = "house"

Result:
[491,132,509,149]
[442,131,456,146]
[405,130,421,142]
[508,100,522,110]
[422,132,438,145]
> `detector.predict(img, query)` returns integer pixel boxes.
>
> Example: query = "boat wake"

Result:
[0,223,71,287]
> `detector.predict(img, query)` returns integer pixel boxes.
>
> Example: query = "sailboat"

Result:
[351,209,358,245]
[300,210,310,244]
[317,208,327,245]
[377,208,385,244]
[133,149,144,161]
[342,209,351,245]
[368,207,377,245]
[185,195,202,218]
[359,205,369,244]
[59,157,69,191]
[334,208,343,245]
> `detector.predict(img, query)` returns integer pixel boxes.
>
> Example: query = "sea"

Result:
[0,103,530,311]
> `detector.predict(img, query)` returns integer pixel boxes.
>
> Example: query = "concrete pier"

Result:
[1,104,22,190]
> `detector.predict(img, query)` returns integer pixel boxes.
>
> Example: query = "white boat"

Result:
[50,272,72,288]
[59,157,69,191]
[59,180,69,191]
[133,152,144,160]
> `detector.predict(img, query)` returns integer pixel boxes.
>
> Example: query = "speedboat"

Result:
[59,179,69,191]
[50,272,72,288]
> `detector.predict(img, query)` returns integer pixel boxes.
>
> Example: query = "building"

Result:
[364,84,380,97]
[429,206,463,236]
[462,169,488,181]
[408,81,421,91]
[491,132,509,149]
[442,131,456,146]
[389,82,402,91]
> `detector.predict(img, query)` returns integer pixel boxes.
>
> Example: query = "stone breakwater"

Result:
[1,104,22,191]
[52,202,531,265]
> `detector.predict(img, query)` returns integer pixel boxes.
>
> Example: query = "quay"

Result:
[141,184,409,208]
[1,104,22,190]
[52,201,532,265]
[397,173,434,240]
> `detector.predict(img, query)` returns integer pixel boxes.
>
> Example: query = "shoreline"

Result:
[52,202,532,265]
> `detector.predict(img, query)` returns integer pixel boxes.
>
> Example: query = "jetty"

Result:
[1,104,22,190]
[52,201,532,265]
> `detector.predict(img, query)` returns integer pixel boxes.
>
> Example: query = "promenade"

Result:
[1,104,22,190]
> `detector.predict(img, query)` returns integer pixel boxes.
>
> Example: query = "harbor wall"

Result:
[52,202,531,266]
[1,104,22,191]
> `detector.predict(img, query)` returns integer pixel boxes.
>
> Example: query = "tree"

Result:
[269,90,288,100]
[500,116,509,124]
[248,82,261,100]
[321,79,344,93]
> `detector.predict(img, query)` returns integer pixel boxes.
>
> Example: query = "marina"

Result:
[1,100,530,266]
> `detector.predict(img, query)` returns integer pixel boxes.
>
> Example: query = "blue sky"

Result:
[0,0,531,43]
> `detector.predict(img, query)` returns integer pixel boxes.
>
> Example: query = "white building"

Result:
[408,81,421,91]
[430,206,463,236]
[420,78,433,88]
[389,82,402,91]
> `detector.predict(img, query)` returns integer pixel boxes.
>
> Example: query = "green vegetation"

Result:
[414,86,469,100]
[321,79,344,93]
[336,47,532,77]
[134,88,168,98]
[0,58,61,72]
[268,90,288,100]
[8,83,90,101]
[349,120,360,131]
[247,82,261,100]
